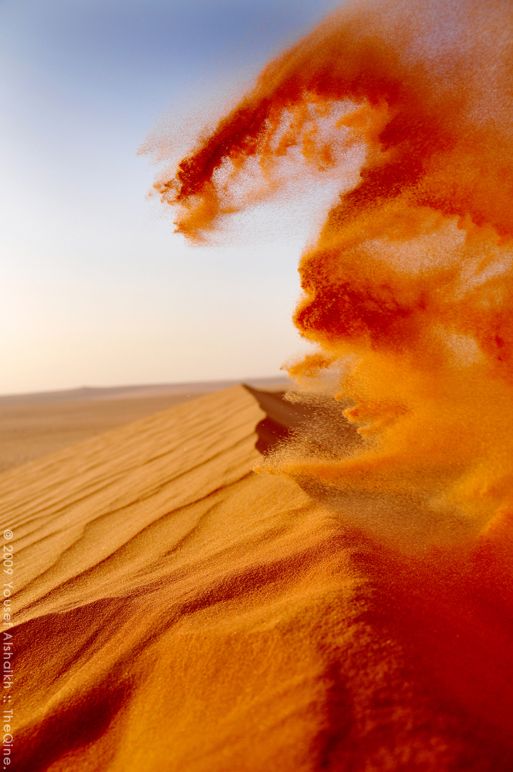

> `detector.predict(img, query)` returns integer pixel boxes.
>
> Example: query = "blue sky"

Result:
[0,0,344,393]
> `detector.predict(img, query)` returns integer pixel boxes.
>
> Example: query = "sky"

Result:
[0,0,345,394]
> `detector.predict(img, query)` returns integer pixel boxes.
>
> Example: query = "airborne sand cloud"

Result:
[154,0,513,546]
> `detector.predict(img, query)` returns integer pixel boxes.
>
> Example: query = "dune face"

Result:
[0,380,286,473]
[5,386,513,770]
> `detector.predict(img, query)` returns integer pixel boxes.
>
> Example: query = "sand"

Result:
[4,386,513,770]
[0,379,286,473]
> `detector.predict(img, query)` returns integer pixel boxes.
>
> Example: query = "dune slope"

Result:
[0,379,287,473]
[3,386,513,770]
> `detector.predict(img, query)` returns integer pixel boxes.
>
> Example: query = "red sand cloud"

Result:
[153,0,513,547]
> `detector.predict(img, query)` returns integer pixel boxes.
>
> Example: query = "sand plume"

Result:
[153,0,513,538]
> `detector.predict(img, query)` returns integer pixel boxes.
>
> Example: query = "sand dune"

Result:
[4,386,513,770]
[0,378,286,473]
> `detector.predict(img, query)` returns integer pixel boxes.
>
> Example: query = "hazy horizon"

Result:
[0,373,290,400]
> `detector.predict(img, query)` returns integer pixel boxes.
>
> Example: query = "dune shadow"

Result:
[243,385,360,458]
[15,678,133,772]
[242,385,307,455]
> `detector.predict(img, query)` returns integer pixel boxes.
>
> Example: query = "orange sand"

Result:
[0,380,285,472]
[5,387,513,769]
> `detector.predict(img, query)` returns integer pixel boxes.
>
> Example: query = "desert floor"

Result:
[3,384,513,770]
